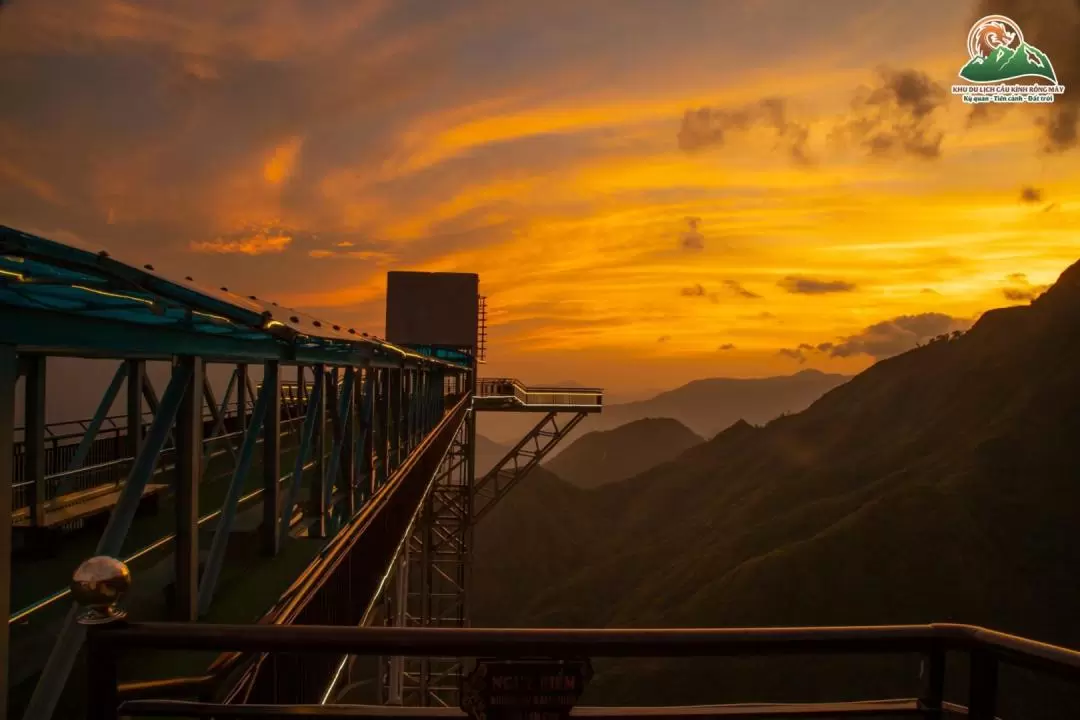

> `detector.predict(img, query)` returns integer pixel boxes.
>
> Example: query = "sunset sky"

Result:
[1,0,1078,396]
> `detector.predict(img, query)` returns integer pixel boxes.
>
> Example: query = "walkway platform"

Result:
[12,482,167,529]
[473,378,603,413]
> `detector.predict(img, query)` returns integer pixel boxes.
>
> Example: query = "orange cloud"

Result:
[191,231,292,255]
[263,137,304,185]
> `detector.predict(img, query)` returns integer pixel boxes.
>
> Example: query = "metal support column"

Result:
[280,365,323,547]
[342,367,357,518]
[23,354,46,528]
[361,369,376,500]
[394,416,472,708]
[311,365,328,537]
[174,356,204,621]
[389,368,401,473]
[237,363,249,432]
[126,359,145,459]
[0,345,17,716]
[262,360,282,556]
[379,369,390,487]
[387,548,408,705]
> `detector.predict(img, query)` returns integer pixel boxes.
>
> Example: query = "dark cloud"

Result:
[780,312,972,362]
[966,103,1011,128]
[680,216,705,250]
[832,67,946,159]
[1019,186,1043,203]
[718,343,736,351]
[722,279,761,299]
[777,275,856,294]
[777,347,807,363]
[1003,287,1047,302]
[678,97,811,164]
[1002,272,1050,302]
[680,283,707,297]
[972,0,1080,152]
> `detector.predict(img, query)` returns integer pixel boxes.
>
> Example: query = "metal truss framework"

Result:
[377,406,590,708]
[473,410,588,523]
[378,410,474,708]
[0,227,472,720]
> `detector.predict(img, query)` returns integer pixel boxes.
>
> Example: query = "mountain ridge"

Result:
[473,257,1080,716]
[544,417,702,489]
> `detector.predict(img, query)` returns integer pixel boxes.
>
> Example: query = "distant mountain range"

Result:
[544,418,702,489]
[580,369,851,438]
[473,258,1080,716]
[474,433,510,477]
[475,370,849,446]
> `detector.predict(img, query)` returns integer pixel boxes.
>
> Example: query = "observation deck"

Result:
[473,378,603,413]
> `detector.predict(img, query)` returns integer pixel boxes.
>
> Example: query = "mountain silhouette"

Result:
[473,258,1080,716]
[544,418,702,489]
[577,369,850,440]
[475,433,511,476]
[476,371,846,447]
[960,42,1057,83]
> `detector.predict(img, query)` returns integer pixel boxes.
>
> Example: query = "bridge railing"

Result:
[9,395,310,515]
[85,623,1080,719]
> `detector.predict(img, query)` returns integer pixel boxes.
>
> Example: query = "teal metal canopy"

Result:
[0,225,469,370]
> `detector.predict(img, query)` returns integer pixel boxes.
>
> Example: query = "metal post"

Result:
[262,360,282,556]
[920,643,945,714]
[126,360,145,459]
[312,365,328,537]
[0,345,16,716]
[174,356,203,621]
[24,354,46,528]
[389,547,408,704]
[404,370,414,453]
[279,367,323,548]
[85,627,120,720]
[362,369,375,500]
[393,368,403,467]
[236,363,249,432]
[382,369,392,479]
[375,369,388,487]
[324,367,355,521]
[464,405,477,630]
[343,367,357,517]
[199,376,270,615]
[968,650,998,720]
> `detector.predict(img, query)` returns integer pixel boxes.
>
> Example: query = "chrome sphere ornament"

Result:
[71,556,131,625]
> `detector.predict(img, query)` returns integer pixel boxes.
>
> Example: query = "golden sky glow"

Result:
[1,0,1078,393]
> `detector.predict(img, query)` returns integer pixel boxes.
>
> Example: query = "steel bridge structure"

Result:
[0,226,602,720]
[4,224,1080,720]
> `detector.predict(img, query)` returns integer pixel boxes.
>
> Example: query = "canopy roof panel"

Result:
[0,226,468,370]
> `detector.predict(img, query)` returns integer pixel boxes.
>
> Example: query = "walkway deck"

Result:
[12,482,168,529]
[473,378,603,413]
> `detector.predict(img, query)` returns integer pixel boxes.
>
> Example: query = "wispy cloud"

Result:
[190,229,293,255]
[777,276,857,295]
